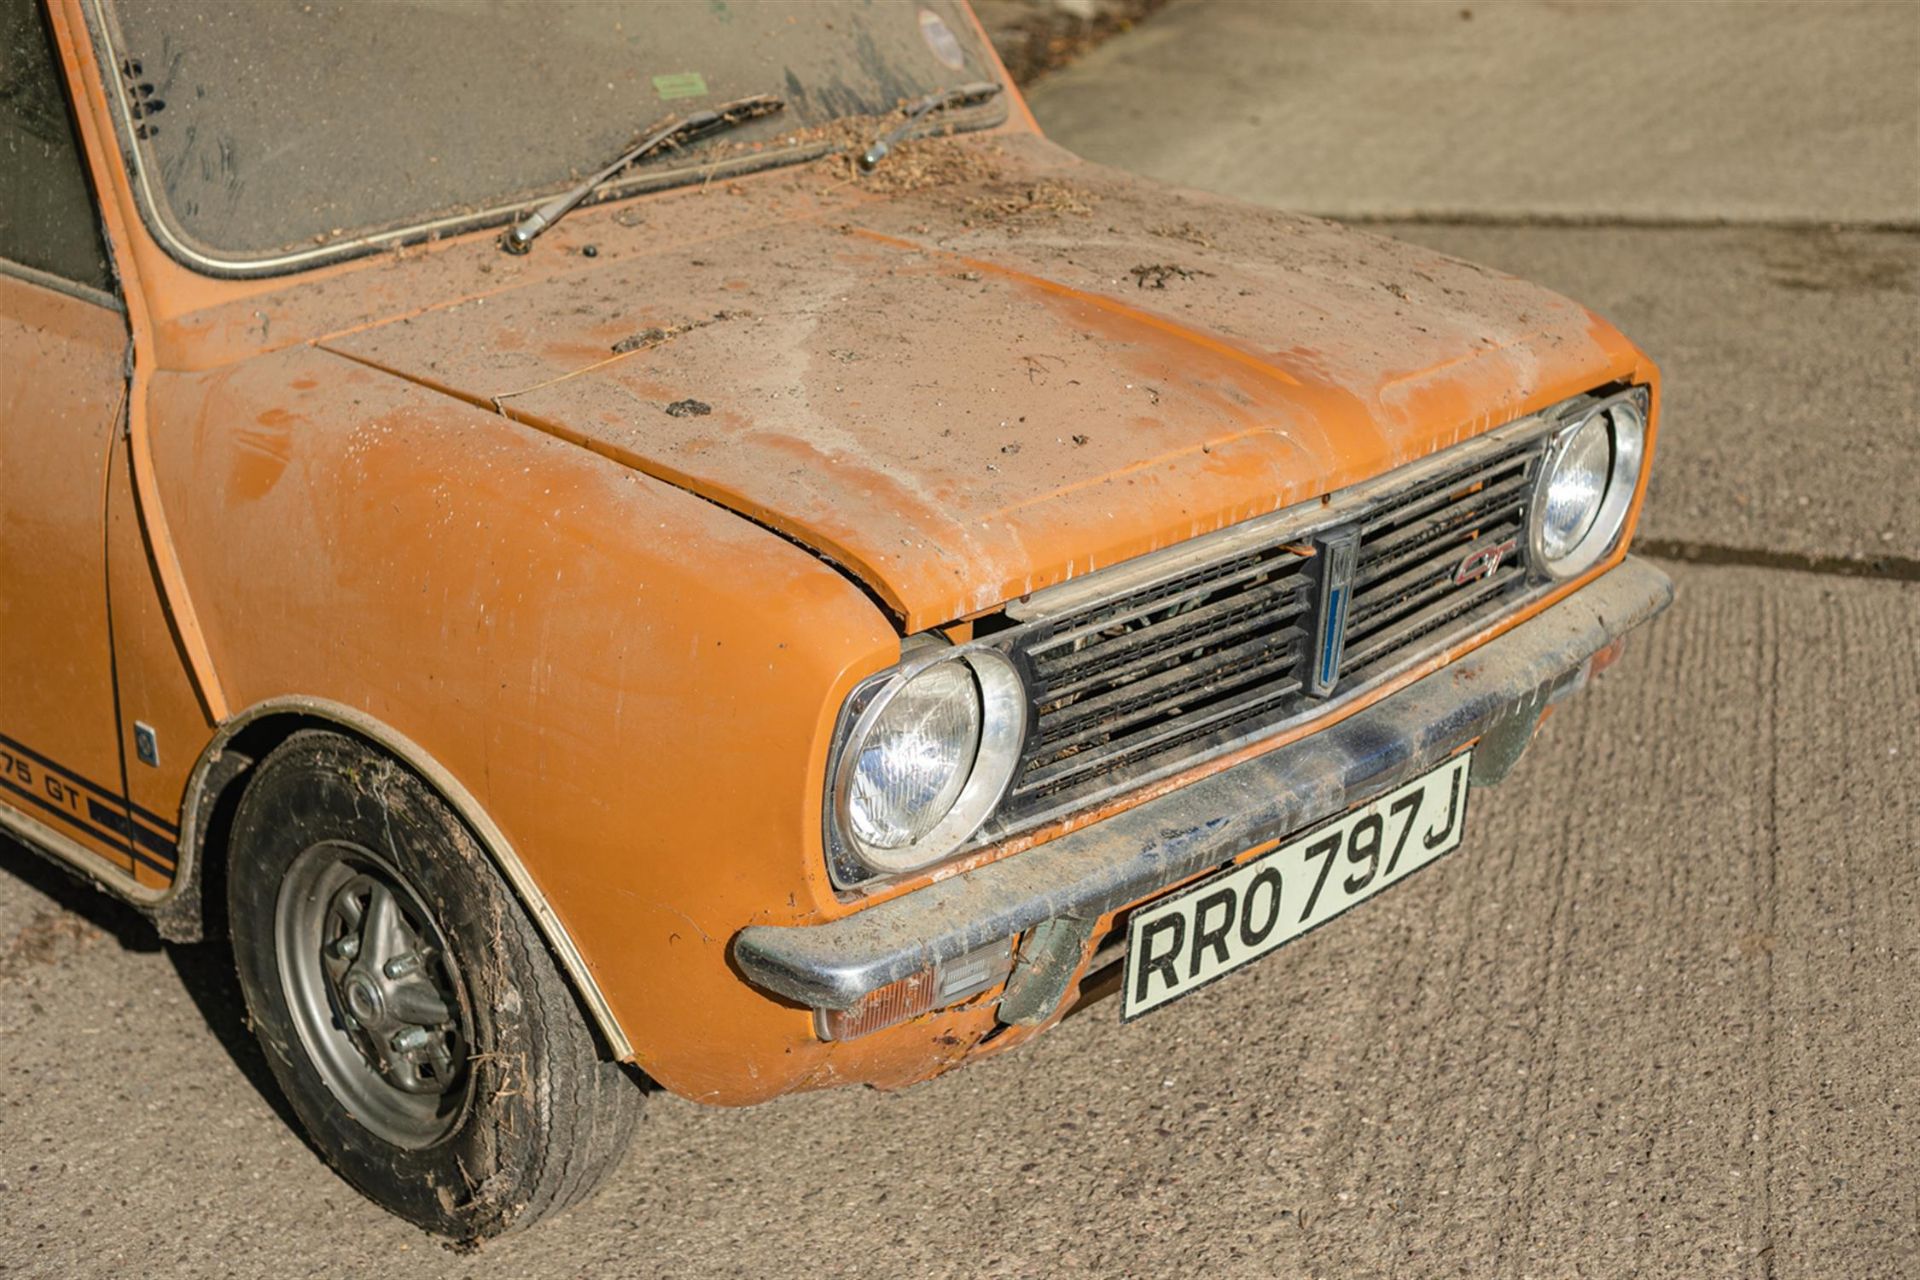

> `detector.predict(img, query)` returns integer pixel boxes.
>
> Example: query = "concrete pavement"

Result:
[3,567,1916,1278]
[1029,0,1920,225]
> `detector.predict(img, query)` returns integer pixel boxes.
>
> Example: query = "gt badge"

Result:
[1452,536,1519,586]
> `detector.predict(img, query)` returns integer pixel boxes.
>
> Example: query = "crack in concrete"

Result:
[1639,539,1920,584]
[1333,211,1920,234]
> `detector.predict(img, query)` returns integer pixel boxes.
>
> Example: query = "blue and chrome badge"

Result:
[1308,528,1361,697]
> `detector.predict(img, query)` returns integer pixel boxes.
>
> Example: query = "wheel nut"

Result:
[331,935,361,960]
[382,953,421,979]
[390,1026,431,1052]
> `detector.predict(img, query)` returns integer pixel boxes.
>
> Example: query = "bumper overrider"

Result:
[734,557,1673,1030]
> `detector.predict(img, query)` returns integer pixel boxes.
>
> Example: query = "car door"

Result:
[0,0,146,882]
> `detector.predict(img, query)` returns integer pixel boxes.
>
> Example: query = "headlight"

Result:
[1530,389,1646,579]
[847,661,980,852]
[829,644,1027,883]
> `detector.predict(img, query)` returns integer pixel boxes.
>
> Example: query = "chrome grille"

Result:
[1007,541,1315,810]
[1341,434,1541,680]
[986,421,1553,832]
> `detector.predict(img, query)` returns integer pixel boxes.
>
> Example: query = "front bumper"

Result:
[734,557,1674,1016]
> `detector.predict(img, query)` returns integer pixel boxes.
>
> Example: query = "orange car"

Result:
[3,0,1671,1239]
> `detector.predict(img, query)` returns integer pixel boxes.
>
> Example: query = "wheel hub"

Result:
[342,971,385,1025]
[276,841,472,1147]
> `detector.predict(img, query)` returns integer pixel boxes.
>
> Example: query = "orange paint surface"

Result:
[0,0,1660,1104]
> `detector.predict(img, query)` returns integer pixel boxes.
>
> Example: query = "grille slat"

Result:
[1346,515,1526,634]
[1341,564,1527,674]
[1028,554,1308,659]
[1036,577,1313,701]
[1341,445,1540,682]
[1014,674,1307,799]
[1033,627,1307,747]
[1354,482,1529,585]
[991,422,1556,828]
[1360,446,1535,539]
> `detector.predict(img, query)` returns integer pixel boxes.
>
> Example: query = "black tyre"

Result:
[227,730,640,1239]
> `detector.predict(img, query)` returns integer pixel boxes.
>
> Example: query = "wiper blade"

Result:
[503,93,784,254]
[858,81,1003,172]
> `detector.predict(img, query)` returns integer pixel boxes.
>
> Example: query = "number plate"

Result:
[1121,751,1472,1020]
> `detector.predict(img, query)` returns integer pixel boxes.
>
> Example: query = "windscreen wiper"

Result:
[858,81,1003,172]
[503,93,784,254]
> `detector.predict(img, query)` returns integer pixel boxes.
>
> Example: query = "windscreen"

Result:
[94,0,1000,267]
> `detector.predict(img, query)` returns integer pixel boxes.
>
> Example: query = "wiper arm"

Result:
[858,81,1003,172]
[503,93,784,254]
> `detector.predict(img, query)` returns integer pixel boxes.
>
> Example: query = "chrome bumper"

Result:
[734,557,1674,1014]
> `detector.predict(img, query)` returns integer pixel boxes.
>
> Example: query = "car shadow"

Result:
[0,833,307,1139]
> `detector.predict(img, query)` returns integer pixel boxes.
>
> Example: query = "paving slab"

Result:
[1372,222,1920,565]
[3,563,1914,1279]
[1027,0,1920,225]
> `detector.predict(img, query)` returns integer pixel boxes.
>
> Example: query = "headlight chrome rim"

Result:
[829,643,1028,882]
[1529,389,1646,581]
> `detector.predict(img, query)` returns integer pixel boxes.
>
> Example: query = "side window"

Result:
[0,1,113,292]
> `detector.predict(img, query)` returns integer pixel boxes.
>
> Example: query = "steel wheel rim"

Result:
[275,840,473,1148]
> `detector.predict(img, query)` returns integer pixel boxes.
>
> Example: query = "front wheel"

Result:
[227,730,640,1239]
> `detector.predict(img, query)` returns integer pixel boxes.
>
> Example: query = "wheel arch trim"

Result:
[179,696,633,1060]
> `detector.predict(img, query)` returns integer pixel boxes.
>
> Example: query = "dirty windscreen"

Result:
[93,0,1000,268]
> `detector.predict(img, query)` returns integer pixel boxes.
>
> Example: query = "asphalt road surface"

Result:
[5,3,1917,1277]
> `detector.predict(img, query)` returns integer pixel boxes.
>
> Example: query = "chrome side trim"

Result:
[176,697,633,1060]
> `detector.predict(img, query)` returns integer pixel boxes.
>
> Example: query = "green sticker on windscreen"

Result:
[653,72,709,101]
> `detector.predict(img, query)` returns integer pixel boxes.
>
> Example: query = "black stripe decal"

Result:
[87,798,178,869]
[0,774,142,873]
[0,730,179,834]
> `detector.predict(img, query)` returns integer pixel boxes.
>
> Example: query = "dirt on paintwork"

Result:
[609,311,747,356]
[1149,220,1216,248]
[831,134,1007,195]
[693,111,1006,196]
[321,129,1623,631]
[963,177,1098,223]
